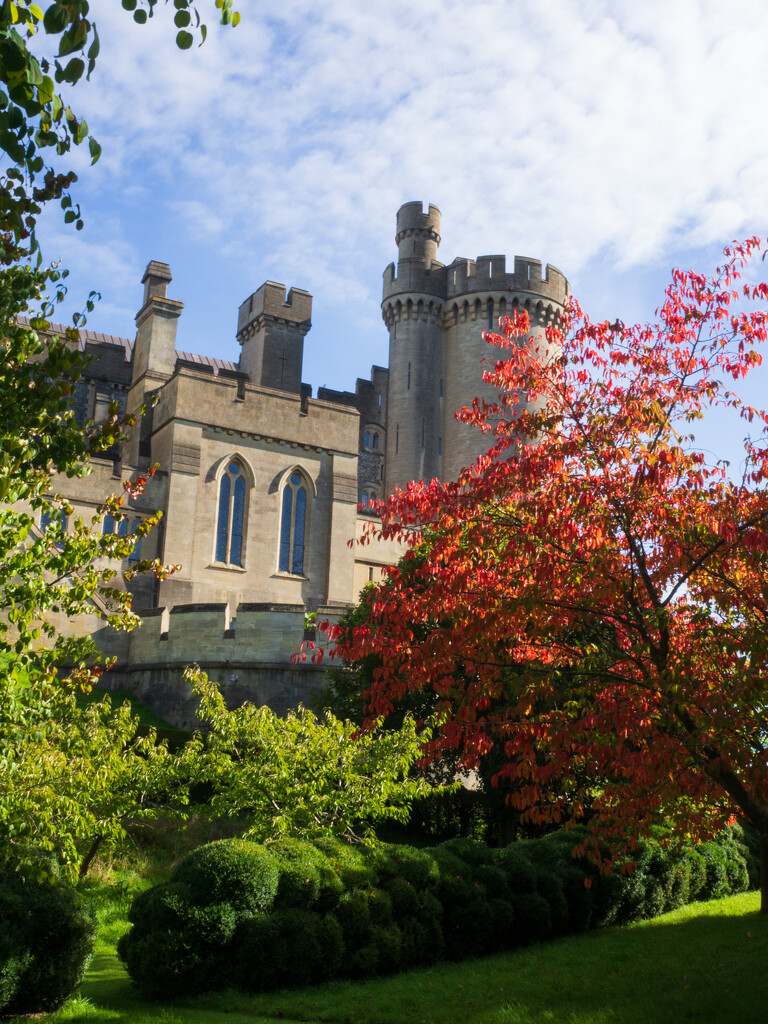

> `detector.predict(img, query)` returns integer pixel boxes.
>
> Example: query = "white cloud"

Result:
[33,0,768,397]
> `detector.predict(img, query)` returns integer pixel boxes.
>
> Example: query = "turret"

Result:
[236,281,312,395]
[382,203,444,493]
[395,201,441,266]
[381,204,570,491]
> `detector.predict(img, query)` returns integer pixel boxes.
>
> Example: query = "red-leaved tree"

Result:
[334,240,768,911]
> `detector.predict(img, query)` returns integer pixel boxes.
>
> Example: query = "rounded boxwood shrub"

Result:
[268,837,343,912]
[120,839,280,997]
[312,835,377,889]
[268,909,344,988]
[509,890,553,943]
[383,875,420,918]
[440,837,496,868]
[127,881,193,934]
[432,847,484,910]
[228,913,281,992]
[443,897,499,958]
[475,862,511,901]
[535,868,569,934]
[170,838,279,914]
[335,889,376,949]
[117,928,217,1000]
[559,866,596,932]
[400,903,444,966]
[698,843,729,901]
[0,874,95,1015]
[371,844,441,891]
[496,846,538,893]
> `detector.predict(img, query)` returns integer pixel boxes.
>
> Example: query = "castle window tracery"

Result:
[279,470,308,575]
[363,429,381,451]
[216,460,246,566]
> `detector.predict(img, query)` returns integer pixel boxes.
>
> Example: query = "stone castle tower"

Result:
[382,202,569,492]
[35,202,570,725]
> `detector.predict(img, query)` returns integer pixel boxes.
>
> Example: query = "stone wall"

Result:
[93,600,345,727]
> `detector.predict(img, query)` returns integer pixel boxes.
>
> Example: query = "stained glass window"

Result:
[279,471,308,575]
[215,461,246,566]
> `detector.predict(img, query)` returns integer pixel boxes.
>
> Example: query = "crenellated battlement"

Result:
[237,281,313,340]
[395,201,441,263]
[382,251,569,309]
[445,254,568,304]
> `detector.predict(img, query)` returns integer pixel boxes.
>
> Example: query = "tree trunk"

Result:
[761,833,768,915]
[79,833,103,879]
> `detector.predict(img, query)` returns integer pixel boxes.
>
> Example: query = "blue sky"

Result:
[35,0,768,470]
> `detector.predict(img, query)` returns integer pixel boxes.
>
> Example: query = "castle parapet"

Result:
[115,602,319,668]
[444,255,569,305]
[237,281,312,338]
[382,260,446,302]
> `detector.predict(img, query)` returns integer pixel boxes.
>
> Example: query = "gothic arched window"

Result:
[279,471,307,575]
[216,460,246,566]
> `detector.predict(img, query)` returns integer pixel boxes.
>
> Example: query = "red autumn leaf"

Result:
[331,238,768,913]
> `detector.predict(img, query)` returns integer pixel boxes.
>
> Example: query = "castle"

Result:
[43,203,569,724]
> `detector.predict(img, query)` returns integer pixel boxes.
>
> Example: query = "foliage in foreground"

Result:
[0,262,184,883]
[117,827,753,999]
[330,241,768,905]
[0,871,94,1016]
[182,666,440,844]
[0,0,239,256]
[0,1,242,887]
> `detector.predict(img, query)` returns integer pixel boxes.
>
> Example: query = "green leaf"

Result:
[43,4,68,36]
[133,9,148,24]
[121,0,138,10]
[88,135,101,163]
[175,29,193,49]
[174,10,190,28]
[87,25,99,61]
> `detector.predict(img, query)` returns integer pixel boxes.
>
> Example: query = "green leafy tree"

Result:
[0,261,187,881]
[0,0,239,256]
[183,666,442,844]
[0,1,240,880]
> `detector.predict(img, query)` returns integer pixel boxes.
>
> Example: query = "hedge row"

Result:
[0,873,95,1016]
[118,827,752,999]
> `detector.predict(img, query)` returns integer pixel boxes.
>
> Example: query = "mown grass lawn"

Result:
[39,889,765,1024]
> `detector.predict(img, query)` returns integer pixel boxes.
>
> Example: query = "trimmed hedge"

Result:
[119,826,754,999]
[0,874,95,1015]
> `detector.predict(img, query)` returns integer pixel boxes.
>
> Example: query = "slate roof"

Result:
[16,315,242,376]
[16,314,135,361]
